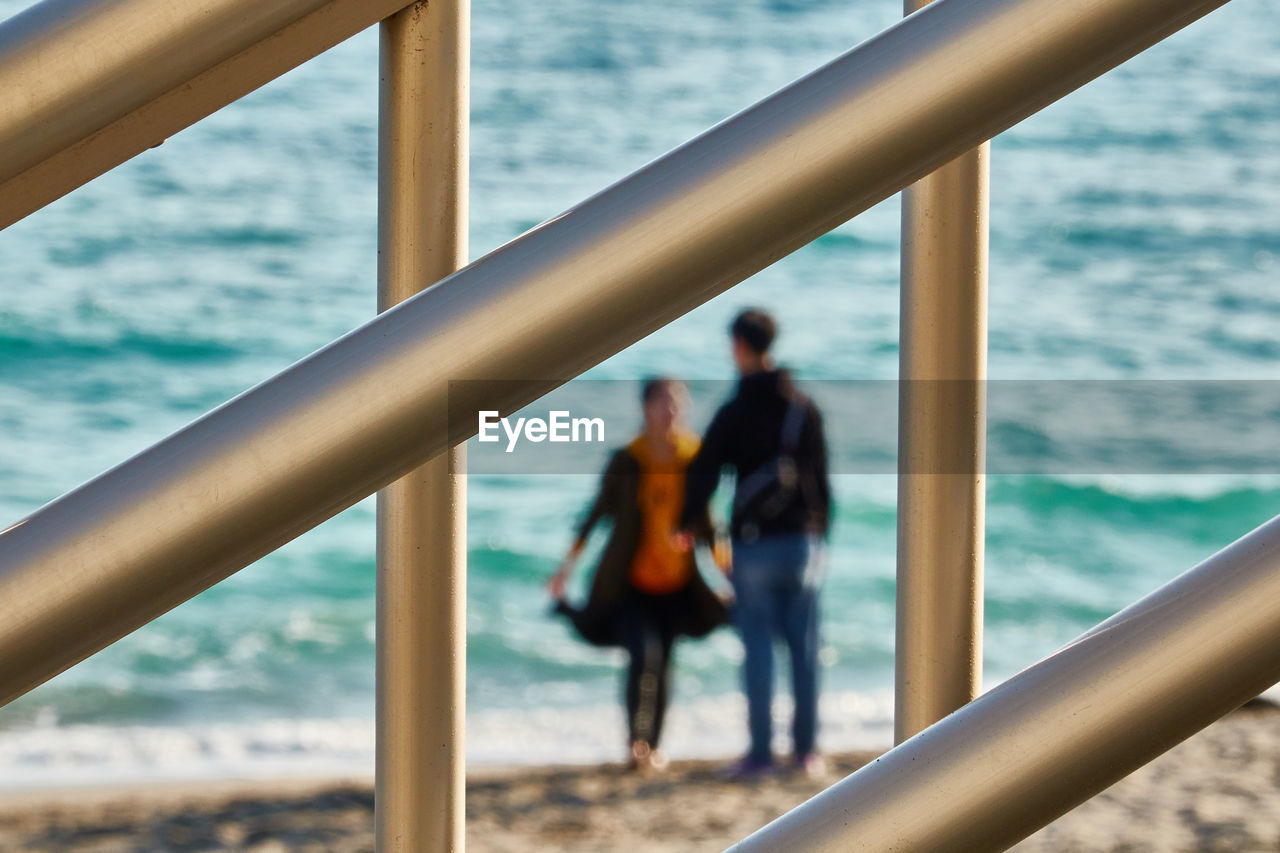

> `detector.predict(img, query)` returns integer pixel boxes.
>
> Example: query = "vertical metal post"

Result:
[376,1,468,851]
[894,0,989,744]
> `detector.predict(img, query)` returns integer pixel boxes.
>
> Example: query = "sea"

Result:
[1,0,1278,788]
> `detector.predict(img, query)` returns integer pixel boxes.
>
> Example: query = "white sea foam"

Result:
[0,688,894,790]
[4,680,1275,791]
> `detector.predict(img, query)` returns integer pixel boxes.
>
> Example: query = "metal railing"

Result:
[0,0,415,228]
[729,513,1280,850]
[896,0,989,742]
[0,0,1254,848]
[376,3,469,846]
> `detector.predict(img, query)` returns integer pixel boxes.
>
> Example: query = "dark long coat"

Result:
[555,447,730,647]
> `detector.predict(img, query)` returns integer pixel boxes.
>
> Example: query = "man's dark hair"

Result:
[641,376,680,404]
[730,308,777,355]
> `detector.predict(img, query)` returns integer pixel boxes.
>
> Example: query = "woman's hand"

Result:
[546,566,570,600]
[546,547,581,600]
[669,530,696,552]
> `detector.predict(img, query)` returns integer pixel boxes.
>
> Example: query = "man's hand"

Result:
[712,535,732,577]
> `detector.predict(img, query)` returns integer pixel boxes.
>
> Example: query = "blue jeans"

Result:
[730,533,821,764]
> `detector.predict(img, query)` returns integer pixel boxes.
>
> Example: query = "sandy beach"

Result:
[1,701,1276,852]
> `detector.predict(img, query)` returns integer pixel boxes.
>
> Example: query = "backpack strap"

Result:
[733,396,808,514]
[780,396,807,455]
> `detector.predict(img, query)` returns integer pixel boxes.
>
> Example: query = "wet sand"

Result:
[1,702,1276,852]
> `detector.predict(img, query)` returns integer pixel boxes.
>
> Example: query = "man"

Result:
[677,308,832,778]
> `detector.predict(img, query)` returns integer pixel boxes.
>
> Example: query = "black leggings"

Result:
[618,590,683,748]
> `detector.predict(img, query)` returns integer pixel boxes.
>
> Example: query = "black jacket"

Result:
[555,447,729,647]
[680,369,832,541]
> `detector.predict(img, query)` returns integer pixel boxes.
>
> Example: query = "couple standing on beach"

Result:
[548,308,833,779]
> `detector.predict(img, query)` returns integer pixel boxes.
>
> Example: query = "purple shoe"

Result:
[720,756,776,782]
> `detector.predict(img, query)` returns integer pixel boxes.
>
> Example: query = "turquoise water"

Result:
[1,0,1279,782]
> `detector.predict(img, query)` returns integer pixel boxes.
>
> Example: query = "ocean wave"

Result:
[988,476,1280,535]
[0,689,895,790]
[0,328,242,366]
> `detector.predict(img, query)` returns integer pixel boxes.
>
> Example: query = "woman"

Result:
[548,377,729,772]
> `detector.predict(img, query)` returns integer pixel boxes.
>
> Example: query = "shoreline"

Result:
[1,701,1276,851]
[0,684,897,795]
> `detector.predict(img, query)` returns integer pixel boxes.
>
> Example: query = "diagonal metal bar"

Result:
[0,0,415,229]
[0,0,1230,707]
[726,513,1280,852]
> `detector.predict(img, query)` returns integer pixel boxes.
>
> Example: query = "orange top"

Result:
[628,431,701,595]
